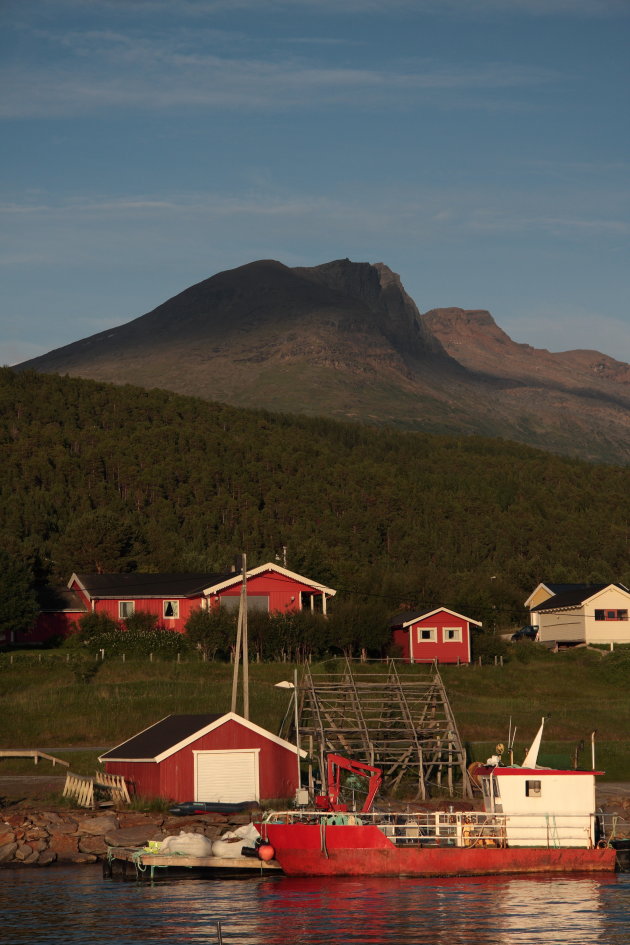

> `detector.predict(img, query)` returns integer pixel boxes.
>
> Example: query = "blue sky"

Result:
[2,0,629,366]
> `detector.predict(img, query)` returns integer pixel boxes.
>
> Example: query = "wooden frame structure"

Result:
[283,659,471,800]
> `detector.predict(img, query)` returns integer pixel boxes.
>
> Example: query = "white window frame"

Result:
[443,627,462,643]
[417,626,437,643]
[119,600,135,619]
[163,600,180,620]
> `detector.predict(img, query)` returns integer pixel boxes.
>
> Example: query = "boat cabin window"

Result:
[526,779,542,798]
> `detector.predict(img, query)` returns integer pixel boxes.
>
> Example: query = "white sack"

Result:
[160,831,214,857]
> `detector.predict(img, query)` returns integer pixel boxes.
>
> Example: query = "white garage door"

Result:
[194,750,259,803]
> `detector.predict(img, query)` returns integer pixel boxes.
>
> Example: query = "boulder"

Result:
[37,850,58,866]
[104,825,162,848]
[79,835,108,855]
[69,854,98,864]
[78,814,119,836]
[47,821,78,836]
[117,812,163,829]
[0,841,18,863]
[48,833,79,857]
[14,843,34,861]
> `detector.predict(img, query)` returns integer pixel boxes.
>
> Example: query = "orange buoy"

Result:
[258,843,275,862]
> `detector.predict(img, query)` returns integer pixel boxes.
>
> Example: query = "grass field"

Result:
[1,646,628,780]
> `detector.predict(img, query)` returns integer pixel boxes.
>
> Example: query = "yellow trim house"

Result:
[525,582,630,645]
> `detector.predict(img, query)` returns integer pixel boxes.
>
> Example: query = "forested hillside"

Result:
[1,368,629,630]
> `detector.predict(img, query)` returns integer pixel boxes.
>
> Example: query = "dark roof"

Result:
[533,584,611,612]
[101,714,222,760]
[36,585,87,613]
[543,583,594,595]
[72,572,233,599]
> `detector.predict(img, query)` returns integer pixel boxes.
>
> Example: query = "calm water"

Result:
[2,866,630,945]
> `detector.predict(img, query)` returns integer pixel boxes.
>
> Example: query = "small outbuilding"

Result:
[99,712,305,804]
[390,607,481,664]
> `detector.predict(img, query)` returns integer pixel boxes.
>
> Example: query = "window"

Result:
[526,780,541,798]
[119,601,135,619]
[221,595,269,614]
[443,627,462,643]
[163,600,179,619]
[594,609,628,621]
[418,627,437,642]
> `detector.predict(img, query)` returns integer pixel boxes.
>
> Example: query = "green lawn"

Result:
[1,648,628,780]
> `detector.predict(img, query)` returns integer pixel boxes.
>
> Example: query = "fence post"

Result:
[149,652,153,663]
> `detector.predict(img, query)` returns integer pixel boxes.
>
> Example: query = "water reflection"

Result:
[2,866,629,945]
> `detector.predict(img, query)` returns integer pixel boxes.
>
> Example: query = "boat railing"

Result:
[262,809,598,849]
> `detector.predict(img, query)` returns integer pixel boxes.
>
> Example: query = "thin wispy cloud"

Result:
[2,188,625,246]
[0,42,558,119]
[33,0,630,15]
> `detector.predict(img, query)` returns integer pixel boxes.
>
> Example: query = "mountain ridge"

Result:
[17,258,630,464]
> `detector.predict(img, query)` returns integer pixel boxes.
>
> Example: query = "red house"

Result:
[390,608,481,664]
[99,712,306,804]
[16,586,87,647]
[32,563,336,642]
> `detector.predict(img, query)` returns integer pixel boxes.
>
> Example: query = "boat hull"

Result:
[262,823,616,877]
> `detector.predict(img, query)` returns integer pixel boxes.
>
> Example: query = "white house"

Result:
[525,582,630,645]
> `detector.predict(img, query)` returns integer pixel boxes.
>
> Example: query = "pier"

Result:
[104,847,282,880]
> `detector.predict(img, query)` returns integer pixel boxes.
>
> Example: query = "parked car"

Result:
[511,625,539,642]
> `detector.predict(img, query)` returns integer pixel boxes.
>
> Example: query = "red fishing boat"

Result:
[260,721,617,877]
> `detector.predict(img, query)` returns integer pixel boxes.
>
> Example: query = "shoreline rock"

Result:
[0,806,257,868]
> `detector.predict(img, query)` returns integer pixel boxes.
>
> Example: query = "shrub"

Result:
[185,607,235,660]
[470,630,509,664]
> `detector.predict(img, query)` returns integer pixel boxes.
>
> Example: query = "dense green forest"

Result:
[1,368,629,632]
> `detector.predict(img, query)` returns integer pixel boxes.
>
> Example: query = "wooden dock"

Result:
[105,846,282,880]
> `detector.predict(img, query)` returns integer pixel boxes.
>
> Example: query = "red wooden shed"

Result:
[390,607,481,664]
[99,712,306,804]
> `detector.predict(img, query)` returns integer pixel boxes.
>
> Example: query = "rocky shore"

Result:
[0,806,256,868]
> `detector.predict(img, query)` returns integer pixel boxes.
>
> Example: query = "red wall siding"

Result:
[103,761,161,798]
[91,596,201,634]
[393,612,471,664]
[216,571,323,614]
[104,720,299,802]
[22,612,81,645]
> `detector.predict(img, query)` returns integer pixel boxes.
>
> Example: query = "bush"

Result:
[470,630,509,664]
[185,607,235,660]
[74,610,191,658]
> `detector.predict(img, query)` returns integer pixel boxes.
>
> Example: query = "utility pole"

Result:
[230,553,249,718]
[241,554,249,719]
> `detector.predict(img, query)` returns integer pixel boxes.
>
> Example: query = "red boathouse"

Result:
[99,712,306,804]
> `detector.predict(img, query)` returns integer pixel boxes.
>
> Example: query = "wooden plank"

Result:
[0,750,70,767]
[108,847,281,870]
